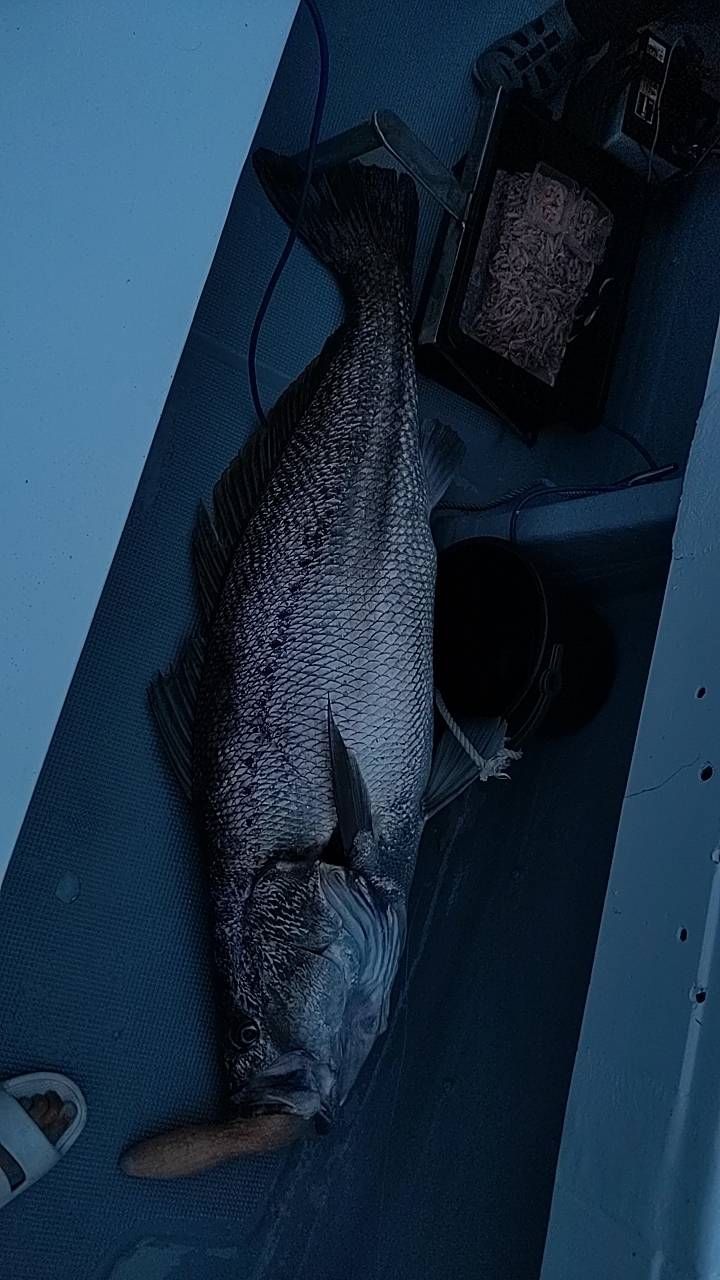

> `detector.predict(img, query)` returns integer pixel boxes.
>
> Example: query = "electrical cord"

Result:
[248,0,330,428]
[508,463,677,542]
[439,462,678,541]
[438,479,555,517]
[441,418,665,516]
[604,421,659,469]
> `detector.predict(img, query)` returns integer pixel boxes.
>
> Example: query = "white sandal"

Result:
[0,1072,87,1207]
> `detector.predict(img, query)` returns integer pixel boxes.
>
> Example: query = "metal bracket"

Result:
[293,109,469,223]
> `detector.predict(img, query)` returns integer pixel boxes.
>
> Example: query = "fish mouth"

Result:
[233,1052,336,1127]
[120,1055,336,1179]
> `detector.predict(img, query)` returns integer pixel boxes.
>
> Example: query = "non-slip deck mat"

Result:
[1,1,718,1276]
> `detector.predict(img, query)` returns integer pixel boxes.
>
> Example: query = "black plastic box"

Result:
[417,91,647,443]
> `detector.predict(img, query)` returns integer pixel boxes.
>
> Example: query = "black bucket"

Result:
[434,537,616,746]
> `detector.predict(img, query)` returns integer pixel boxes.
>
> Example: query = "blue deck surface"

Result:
[0,0,298,876]
[2,2,719,1277]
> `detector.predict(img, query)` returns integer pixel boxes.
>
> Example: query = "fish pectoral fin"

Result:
[422,693,520,822]
[318,864,404,1100]
[319,865,404,1026]
[420,419,466,511]
[327,701,373,854]
[148,630,206,800]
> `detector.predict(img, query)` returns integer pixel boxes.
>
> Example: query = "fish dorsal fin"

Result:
[152,334,346,794]
[193,330,344,622]
[422,693,519,821]
[328,700,373,853]
[148,630,206,799]
[420,419,465,511]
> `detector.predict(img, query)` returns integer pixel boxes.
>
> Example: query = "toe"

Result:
[43,1092,63,1128]
[42,1114,62,1144]
[19,1095,32,1112]
[29,1094,48,1123]
[62,1101,78,1125]
[44,1101,76,1145]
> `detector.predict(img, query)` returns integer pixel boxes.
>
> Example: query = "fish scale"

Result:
[121,156,498,1178]
[195,277,432,893]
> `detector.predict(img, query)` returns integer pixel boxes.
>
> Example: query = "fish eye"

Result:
[229,1013,261,1051]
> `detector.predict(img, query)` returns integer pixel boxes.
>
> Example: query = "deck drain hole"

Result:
[678,927,688,942]
[700,765,714,783]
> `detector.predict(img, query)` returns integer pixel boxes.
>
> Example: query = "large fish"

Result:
[121,153,514,1178]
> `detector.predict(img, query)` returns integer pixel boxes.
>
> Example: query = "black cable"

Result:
[248,0,330,428]
[441,418,664,518]
[439,463,678,538]
[508,463,678,543]
[438,480,553,516]
[604,422,659,470]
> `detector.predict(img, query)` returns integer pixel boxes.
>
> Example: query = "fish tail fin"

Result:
[253,150,418,287]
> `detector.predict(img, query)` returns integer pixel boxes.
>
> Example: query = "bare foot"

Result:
[0,1091,77,1191]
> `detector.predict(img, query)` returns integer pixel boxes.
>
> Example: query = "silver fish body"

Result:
[197,159,437,1116]
[120,157,504,1180]
[197,234,432,896]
